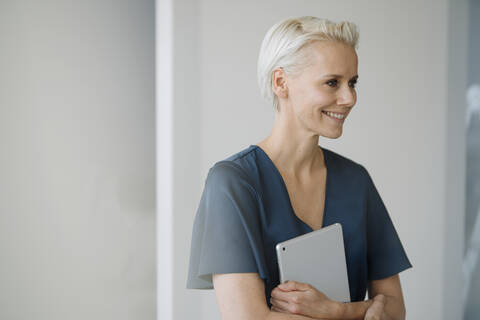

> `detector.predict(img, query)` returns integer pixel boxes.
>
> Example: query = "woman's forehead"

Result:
[303,42,358,76]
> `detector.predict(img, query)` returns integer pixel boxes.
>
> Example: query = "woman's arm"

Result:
[336,274,406,320]
[269,275,406,320]
[212,273,338,320]
[367,274,406,320]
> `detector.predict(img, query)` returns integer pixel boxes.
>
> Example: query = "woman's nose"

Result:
[336,85,356,107]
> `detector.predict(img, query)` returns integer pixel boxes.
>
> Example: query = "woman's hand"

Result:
[364,294,386,320]
[270,280,342,319]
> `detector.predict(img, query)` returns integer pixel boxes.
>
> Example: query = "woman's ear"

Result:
[271,67,288,99]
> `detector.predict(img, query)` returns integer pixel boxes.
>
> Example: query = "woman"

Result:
[187,16,412,320]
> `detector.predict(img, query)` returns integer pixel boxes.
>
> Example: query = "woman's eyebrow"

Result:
[322,74,359,80]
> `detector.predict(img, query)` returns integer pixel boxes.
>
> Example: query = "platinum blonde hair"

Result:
[257,16,360,112]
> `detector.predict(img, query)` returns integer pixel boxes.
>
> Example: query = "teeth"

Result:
[324,111,345,119]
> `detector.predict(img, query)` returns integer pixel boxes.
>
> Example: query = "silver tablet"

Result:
[275,223,351,303]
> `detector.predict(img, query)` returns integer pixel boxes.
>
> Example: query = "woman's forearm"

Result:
[377,294,405,320]
[266,310,329,320]
[266,297,404,320]
[338,295,405,320]
[337,299,374,319]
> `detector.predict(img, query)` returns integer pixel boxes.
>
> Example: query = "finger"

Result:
[365,313,382,320]
[271,305,287,314]
[271,289,301,303]
[364,300,384,320]
[370,301,384,313]
[373,294,386,304]
[270,298,290,312]
[278,280,311,292]
[271,287,282,296]
[364,310,382,320]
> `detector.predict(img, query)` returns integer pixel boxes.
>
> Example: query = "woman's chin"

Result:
[320,129,343,139]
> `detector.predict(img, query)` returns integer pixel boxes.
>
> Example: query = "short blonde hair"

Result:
[257,16,360,112]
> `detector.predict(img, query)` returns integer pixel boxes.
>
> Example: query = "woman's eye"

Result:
[326,79,357,88]
[326,80,338,87]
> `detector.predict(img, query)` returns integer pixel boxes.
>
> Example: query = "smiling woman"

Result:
[265,39,359,139]
[186,16,412,320]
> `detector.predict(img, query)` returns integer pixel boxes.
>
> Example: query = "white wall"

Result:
[161,0,469,319]
[157,0,203,318]
[0,1,156,319]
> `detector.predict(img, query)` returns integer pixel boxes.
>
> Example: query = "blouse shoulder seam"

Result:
[212,160,255,185]
[211,160,262,202]
[224,145,257,162]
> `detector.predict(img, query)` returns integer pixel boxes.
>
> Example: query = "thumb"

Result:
[374,294,386,304]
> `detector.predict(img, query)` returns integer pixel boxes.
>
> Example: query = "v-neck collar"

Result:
[250,144,330,232]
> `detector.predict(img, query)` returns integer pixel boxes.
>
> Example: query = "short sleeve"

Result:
[186,161,267,289]
[364,167,413,281]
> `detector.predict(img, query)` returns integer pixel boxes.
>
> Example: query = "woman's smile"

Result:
[321,110,346,123]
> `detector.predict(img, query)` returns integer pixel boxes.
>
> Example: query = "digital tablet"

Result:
[275,223,351,303]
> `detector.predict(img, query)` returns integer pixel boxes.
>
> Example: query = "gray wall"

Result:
[468,0,480,86]
[465,0,480,318]
[0,1,156,319]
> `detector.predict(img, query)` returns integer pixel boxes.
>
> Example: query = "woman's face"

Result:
[281,41,358,139]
